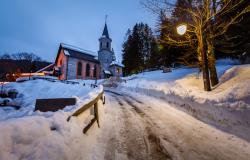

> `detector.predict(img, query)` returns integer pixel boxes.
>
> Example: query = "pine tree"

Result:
[122,23,159,75]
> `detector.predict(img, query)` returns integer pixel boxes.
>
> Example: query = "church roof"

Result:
[102,23,110,39]
[55,43,99,64]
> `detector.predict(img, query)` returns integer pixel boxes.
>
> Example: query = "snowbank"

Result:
[119,61,250,141]
[0,79,103,120]
[0,79,104,160]
[121,63,250,108]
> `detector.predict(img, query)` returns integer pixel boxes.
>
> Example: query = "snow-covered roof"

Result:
[64,50,70,56]
[60,43,99,63]
[110,61,124,68]
[61,43,97,57]
[103,70,112,75]
[36,63,55,73]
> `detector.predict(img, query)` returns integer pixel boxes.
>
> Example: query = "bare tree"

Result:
[142,0,250,91]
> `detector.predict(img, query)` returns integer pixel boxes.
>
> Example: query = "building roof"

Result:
[36,63,55,73]
[58,43,99,64]
[102,23,110,39]
[103,70,112,75]
[110,61,124,68]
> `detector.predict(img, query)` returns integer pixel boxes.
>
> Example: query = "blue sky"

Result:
[0,0,156,62]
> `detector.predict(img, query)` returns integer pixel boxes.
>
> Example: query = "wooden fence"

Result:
[67,91,105,134]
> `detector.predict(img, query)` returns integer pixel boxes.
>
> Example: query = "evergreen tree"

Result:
[122,23,159,75]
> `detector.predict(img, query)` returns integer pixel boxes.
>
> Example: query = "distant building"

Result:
[54,22,123,80]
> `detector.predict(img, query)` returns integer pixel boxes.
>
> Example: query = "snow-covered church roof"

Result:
[55,43,100,63]
[61,43,97,57]
[60,43,99,63]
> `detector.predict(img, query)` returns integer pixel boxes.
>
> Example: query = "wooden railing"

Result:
[67,91,105,134]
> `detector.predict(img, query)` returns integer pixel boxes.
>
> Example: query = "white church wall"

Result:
[67,57,77,79]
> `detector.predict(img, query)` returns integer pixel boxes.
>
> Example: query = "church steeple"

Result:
[102,22,110,39]
[99,19,112,51]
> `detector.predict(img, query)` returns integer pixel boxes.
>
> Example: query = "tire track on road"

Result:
[109,92,172,160]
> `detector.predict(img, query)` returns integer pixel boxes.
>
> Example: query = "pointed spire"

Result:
[102,15,110,39]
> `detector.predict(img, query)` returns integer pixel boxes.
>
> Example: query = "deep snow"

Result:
[0,79,104,160]
[118,59,250,142]
[91,89,250,160]
[120,59,249,108]
[0,79,102,120]
[1,59,250,160]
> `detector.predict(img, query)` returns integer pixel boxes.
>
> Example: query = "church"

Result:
[54,22,123,80]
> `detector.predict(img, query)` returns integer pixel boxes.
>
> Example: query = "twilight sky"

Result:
[0,0,156,62]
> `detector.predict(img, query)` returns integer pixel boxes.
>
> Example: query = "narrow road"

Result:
[91,89,250,160]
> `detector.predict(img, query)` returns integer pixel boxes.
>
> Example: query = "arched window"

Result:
[106,42,109,48]
[86,63,90,77]
[93,65,97,78]
[77,62,82,76]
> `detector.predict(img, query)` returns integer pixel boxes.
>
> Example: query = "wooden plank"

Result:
[67,91,104,134]
[70,91,103,117]
[83,118,97,134]
[35,98,76,112]
[94,103,100,127]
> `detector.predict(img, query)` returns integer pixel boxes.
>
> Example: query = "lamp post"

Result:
[176,24,211,91]
[176,24,187,35]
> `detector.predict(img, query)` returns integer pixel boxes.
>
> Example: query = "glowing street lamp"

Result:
[176,24,187,35]
[176,23,211,91]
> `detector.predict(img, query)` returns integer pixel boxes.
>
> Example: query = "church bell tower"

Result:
[98,20,115,78]
[99,22,112,51]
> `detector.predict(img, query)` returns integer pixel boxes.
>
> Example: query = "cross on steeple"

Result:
[105,15,108,23]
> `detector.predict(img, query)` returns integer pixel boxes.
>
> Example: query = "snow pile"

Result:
[0,79,103,120]
[0,103,105,160]
[0,79,104,160]
[120,61,250,108]
[119,60,250,141]
[175,65,250,107]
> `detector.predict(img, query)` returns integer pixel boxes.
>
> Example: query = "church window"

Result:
[86,63,90,77]
[77,62,82,76]
[100,42,102,49]
[106,42,109,48]
[93,65,97,78]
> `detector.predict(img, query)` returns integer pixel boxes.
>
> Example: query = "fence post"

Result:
[94,103,100,128]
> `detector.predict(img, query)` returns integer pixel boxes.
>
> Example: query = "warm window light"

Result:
[176,24,187,35]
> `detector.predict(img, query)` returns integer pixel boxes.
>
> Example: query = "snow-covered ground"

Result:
[1,59,250,160]
[0,79,102,120]
[118,59,250,142]
[90,89,250,160]
[0,79,104,159]
[120,59,248,107]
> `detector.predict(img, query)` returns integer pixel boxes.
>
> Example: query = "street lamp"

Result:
[175,23,211,91]
[176,24,187,35]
